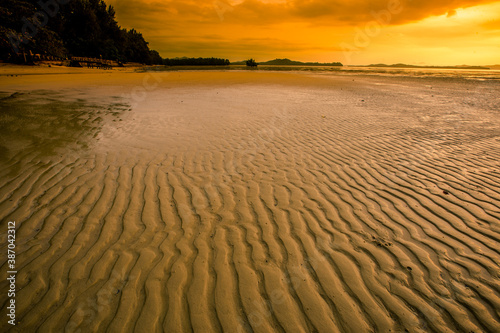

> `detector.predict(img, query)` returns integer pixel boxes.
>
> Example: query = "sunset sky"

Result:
[107,0,500,65]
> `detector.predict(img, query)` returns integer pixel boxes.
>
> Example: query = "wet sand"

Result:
[1,68,500,332]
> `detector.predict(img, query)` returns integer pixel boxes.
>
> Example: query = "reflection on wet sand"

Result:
[0,90,130,160]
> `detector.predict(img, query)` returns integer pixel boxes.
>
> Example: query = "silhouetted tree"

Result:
[163,57,230,66]
[0,0,162,64]
[246,58,258,67]
[149,50,163,65]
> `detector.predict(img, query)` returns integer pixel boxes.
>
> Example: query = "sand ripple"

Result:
[1,72,500,332]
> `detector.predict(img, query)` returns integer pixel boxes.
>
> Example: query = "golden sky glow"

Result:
[107,0,500,65]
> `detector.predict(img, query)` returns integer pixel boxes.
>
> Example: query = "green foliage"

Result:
[0,0,160,64]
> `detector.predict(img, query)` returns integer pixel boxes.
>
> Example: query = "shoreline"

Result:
[2,63,500,79]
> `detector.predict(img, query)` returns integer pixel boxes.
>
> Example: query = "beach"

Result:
[1,67,500,332]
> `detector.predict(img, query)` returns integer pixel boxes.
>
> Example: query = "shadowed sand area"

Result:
[1,69,500,332]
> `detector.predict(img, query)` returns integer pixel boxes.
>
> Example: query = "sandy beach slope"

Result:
[0,68,499,332]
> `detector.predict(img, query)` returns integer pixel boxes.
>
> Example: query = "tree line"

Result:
[0,0,163,64]
[163,57,230,66]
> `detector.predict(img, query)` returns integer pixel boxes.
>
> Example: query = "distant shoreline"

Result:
[1,60,494,72]
[2,64,499,83]
[358,63,490,70]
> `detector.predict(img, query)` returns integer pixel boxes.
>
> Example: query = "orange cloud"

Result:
[106,0,500,65]
[482,18,500,29]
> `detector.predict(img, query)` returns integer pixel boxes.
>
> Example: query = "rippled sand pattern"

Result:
[1,72,500,332]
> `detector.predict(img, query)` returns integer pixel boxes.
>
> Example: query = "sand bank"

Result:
[0,69,499,332]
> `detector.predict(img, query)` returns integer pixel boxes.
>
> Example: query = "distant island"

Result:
[362,63,490,70]
[232,58,343,66]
